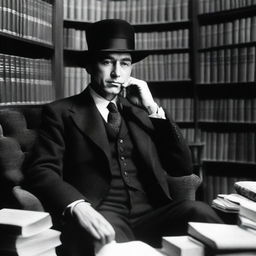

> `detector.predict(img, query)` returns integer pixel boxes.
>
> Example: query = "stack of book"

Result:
[235,181,256,233]
[212,181,256,216]
[161,181,256,255]
[161,222,256,256]
[0,208,61,256]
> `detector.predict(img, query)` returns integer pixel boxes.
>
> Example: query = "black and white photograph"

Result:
[0,0,256,255]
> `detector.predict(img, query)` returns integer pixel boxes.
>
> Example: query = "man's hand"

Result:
[123,77,158,115]
[72,202,115,245]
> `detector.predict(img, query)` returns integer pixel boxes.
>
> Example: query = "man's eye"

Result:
[121,62,131,66]
[102,60,111,65]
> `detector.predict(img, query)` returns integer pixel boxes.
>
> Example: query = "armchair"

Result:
[0,106,201,211]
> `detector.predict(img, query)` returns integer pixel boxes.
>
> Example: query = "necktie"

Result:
[107,102,121,135]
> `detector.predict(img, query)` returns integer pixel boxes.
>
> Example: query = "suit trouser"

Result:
[58,199,223,256]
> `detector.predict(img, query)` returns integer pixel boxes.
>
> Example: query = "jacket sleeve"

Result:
[23,104,87,216]
[150,111,193,177]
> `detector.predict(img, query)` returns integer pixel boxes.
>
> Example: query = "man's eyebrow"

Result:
[121,57,132,62]
[100,55,132,62]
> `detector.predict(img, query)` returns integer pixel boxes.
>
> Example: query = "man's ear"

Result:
[84,63,92,74]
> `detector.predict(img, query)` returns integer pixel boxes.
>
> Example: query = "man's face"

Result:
[88,53,132,100]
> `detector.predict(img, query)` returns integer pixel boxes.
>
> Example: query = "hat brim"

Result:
[82,50,149,64]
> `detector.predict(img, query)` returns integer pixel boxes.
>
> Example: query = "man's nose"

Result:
[111,63,121,77]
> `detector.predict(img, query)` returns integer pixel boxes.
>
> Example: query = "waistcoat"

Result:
[98,117,153,218]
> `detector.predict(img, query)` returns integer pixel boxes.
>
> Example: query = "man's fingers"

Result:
[72,202,115,244]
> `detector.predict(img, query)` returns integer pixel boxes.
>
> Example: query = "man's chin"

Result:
[106,87,121,95]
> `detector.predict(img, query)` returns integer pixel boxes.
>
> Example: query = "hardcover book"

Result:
[0,208,52,237]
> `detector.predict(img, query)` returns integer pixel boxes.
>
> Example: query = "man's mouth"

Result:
[107,81,123,86]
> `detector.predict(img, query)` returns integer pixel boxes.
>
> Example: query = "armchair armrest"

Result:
[12,186,44,211]
[167,174,201,201]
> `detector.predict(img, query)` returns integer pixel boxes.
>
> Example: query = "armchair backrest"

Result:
[0,105,43,210]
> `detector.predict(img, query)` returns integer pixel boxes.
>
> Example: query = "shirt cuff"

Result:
[149,106,166,119]
[63,199,91,216]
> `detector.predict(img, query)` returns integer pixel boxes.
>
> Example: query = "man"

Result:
[25,19,222,256]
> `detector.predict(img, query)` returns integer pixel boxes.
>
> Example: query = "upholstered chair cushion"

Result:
[0,110,37,153]
[0,124,24,186]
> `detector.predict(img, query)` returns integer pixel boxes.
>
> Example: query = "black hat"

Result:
[84,19,148,63]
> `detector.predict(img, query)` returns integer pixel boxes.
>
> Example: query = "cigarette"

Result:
[110,82,123,86]
[121,85,126,98]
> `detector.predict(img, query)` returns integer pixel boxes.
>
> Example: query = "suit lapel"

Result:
[69,90,111,164]
[120,99,170,198]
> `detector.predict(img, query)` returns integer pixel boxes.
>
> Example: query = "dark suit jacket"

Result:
[25,89,193,217]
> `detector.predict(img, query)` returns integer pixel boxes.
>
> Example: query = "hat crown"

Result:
[86,19,135,52]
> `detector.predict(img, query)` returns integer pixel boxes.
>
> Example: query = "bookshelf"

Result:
[62,0,195,144]
[2,0,255,204]
[0,0,63,105]
[197,1,256,203]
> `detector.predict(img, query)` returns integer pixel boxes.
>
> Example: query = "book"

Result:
[95,240,163,256]
[0,229,61,256]
[188,222,256,251]
[212,193,252,213]
[0,247,57,256]
[235,181,256,202]
[161,236,204,256]
[239,200,256,222]
[239,216,256,230]
[0,208,52,237]
[212,197,239,213]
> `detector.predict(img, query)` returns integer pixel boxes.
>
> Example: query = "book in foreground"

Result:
[235,181,256,202]
[95,240,163,256]
[212,197,239,213]
[188,222,256,251]
[0,229,61,256]
[161,235,204,256]
[0,209,52,237]
[239,200,256,222]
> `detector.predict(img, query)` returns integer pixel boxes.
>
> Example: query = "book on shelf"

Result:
[187,222,256,251]
[235,181,256,202]
[0,208,52,237]
[161,235,204,256]
[0,0,53,44]
[0,229,61,256]
[63,0,189,23]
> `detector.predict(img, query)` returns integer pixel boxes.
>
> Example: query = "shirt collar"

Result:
[89,86,118,122]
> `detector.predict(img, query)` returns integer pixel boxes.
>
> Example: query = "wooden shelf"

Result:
[0,31,54,58]
[198,5,256,25]
[198,42,256,52]
[133,20,191,32]
[198,121,256,131]
[148,80,192,85]
[202,160,256,177]
[174,121,195,128]
[197,83,256,98]
[63,19,191,31]
[149,80,193,97]
[0,103,47,108]
[64,19,91,29]
[64,47,190,54]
